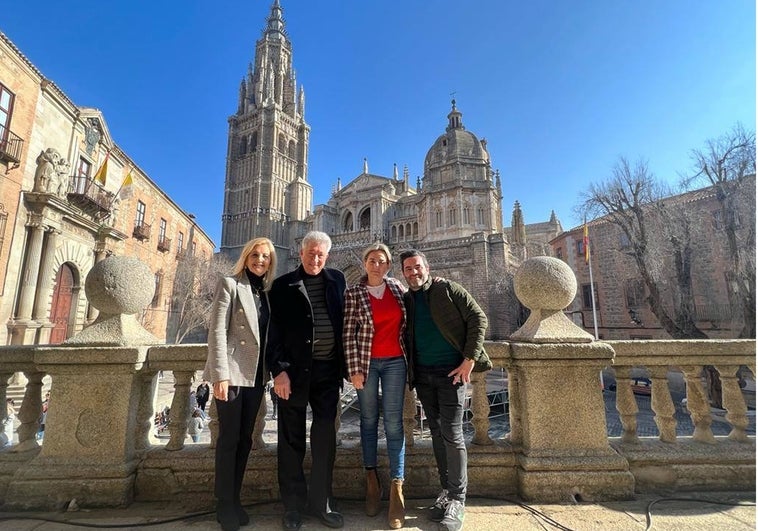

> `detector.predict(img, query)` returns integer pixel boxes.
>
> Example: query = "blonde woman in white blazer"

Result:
[203,237,277,531]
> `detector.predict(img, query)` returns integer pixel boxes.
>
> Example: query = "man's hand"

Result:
[213,380,229,401]
[448,358,475,385]
[350,372,365,390]
[274,372,292,400]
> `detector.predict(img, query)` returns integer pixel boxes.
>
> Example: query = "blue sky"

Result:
[2,1,754,246]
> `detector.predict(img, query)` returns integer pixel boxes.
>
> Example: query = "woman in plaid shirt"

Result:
[343,243,408,529]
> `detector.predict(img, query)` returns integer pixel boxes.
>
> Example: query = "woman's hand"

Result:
[350,372,365,390]
[213,380,229,401]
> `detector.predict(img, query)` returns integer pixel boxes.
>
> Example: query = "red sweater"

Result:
[369,292,403,358]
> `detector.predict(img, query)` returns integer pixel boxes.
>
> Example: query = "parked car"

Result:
[607,377,652,396]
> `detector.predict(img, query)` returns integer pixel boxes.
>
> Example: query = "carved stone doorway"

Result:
[49,264,75,344]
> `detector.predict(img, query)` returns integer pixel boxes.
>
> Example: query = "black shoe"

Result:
[235,502,250,526]
[216,501,240,531]
[308,508,344,528]
[282,510,302,530]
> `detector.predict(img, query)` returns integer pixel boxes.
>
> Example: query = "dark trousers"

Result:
[214,377,264,503]
[277,359,340,512]
[415,369,468,502]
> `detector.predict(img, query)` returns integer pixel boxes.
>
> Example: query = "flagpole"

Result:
[588,242,599,340]
[110,166,133,206]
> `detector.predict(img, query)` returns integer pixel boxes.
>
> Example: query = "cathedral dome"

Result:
[424,100,489,169]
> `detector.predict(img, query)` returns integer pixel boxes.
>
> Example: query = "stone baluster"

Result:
[16,222,45,321]
[716,364,749,442]
[470,372,492,446]
[13,371,44,452]
[0,372,11,414]
[680,365,715,444]
[208,398,219,449]
[135,371,159,451]
[613,367,639,444]
[649,367,676,443]
[252,397,266,450]
[402,387,417,447]
[166,370,193,451]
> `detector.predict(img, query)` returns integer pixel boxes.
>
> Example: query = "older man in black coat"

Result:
[267,231,347,531]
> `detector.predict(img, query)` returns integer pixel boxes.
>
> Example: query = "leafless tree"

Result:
[165,253,234,344]
[683,124,756,338]
[578,157,707,339]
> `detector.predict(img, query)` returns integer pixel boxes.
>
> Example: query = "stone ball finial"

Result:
[85,256,155,315]
[514,256,576,311]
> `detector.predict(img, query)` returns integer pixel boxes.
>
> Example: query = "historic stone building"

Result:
[551,180,755,340]
[0,32,214,345]
[220,1,562,339]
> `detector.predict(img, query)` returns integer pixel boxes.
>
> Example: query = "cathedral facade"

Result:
[220,1,562,339]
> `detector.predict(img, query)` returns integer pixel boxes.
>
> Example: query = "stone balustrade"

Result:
[0,255,752,510]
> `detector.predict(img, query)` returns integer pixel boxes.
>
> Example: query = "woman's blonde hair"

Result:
[232,237,277,290]
[362,242,392,263]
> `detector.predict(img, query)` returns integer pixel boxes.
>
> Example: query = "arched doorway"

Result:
[49,264,75,344]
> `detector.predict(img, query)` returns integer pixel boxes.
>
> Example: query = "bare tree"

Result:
[166,253,234,344]
[578,157,707,339]
[683,124,756,338]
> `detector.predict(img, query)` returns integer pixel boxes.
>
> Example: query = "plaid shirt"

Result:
[343,276,408,377]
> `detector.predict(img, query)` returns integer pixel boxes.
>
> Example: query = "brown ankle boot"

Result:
[365,469,382,516]
[388,478,405,529]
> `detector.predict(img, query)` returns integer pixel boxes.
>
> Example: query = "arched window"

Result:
[288,140,296,159]
[278,133,286,153]
[359,208,371,230]
[399,225,405,240]
[391,226,397,241]
[413,222,418,237]
[343,212,353,232]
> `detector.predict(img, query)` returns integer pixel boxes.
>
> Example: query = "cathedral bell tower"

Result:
[220,0,312,258]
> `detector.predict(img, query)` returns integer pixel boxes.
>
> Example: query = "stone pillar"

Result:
[16,222,45,321]
[33,229,60,344]
[3,256,159,510]
[509,257,634,502]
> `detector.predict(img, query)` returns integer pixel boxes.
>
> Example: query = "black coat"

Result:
[266,266,347,406]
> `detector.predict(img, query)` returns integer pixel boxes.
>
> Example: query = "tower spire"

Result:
[265,0,287,40]
[446,98,464,131]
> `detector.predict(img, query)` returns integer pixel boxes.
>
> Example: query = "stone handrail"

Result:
[0,255,752,510]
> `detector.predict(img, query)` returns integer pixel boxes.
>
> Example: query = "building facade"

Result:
[0,32,214,345]
[551,182,755,340]
[220,2,562,339]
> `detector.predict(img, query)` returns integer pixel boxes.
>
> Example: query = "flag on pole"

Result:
[119,171,134,200]
[583,220,590,264]
[93,151,110,186]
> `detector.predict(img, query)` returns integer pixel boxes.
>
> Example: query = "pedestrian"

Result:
[188,407,206,443]
[343,242,408,529]
[267,231,347,531]
[203,236,277,531]
[399,249,492,531]
[196,380,210,411]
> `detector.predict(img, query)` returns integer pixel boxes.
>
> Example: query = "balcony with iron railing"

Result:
[133,220,151,241]
[66,175,115,217]
[157,236,171,253]
[0,127,24,167]
[0,255,752,512]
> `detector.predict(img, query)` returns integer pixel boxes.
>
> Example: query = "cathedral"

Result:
[220,1,562,339]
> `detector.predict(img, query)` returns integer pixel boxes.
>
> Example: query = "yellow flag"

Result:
[119,172,134,199]
[93,152,110,186]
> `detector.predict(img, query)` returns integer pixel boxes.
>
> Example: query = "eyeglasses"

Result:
[367,259,388,266]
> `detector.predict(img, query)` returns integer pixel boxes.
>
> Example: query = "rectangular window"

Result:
[177,231,184,253]
[159,218,167,241]
[136,201,146,226]
[576,239,585,258]
[74,158,92,193]
[624,279,645,308]
[0,83,14,143]
[581,283,599,309]
[555,247,563,260]
[463,208,470,225]
[448,208,457,226]
[619,232,631,249]
[191,241,197,256]
[477,208,484,225]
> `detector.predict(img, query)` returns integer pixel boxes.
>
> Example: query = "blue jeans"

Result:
[356,355,407,480]
[414,369,467,502]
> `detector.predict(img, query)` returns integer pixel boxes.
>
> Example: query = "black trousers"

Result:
[214,369,265,503]
[277,359,341,512]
